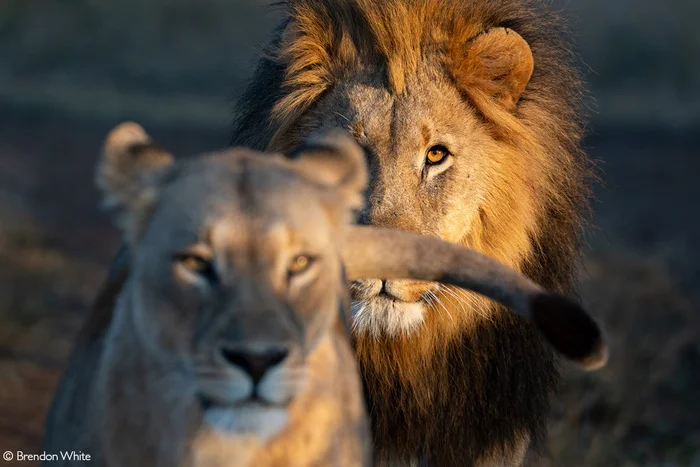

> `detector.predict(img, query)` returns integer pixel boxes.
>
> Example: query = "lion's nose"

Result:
[220,346,289,385]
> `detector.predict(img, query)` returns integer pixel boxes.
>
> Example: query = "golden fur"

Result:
[230,0,593,465]
[43,123,603,467]
[43,124,373,467]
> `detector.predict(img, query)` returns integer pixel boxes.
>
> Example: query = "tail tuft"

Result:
[530,294,608,371]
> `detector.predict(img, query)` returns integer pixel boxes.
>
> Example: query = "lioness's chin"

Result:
[203,405,288,441]
[351,296,425,337]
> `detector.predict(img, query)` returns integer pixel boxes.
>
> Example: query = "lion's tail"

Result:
[342,225,608,371]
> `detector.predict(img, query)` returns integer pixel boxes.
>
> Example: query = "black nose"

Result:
[220,347,289,385]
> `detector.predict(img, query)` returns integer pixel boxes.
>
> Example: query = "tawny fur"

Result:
[43,125,602,467]
[230,0,593,465]
[43,125,373,467]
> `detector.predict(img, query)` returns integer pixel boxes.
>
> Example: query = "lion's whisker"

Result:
[438,285,494,323]
[426,290,453,322]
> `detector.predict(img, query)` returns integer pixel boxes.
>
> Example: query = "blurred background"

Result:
[0,1,698,465]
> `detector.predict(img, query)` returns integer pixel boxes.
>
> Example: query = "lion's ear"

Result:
[451,28,534,110]
[96,122,174,241]
[288,129,368,210]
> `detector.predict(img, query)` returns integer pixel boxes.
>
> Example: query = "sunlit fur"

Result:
[351,296,425,337]
[42,125,372,467]
[230,0,593,464]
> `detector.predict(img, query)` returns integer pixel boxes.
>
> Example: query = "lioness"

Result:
[229,0,595,464]
[43,123,605,467]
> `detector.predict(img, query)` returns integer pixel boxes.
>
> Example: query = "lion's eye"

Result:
[174,253,217,283]
[289,255,314,276]
[426,145,450,165]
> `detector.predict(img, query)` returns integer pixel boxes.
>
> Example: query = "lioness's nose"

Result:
[220,346,289,385]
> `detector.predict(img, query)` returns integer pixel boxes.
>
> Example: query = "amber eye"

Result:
[289,255,314,275]
[174,253,217,283]
[426,145,450,165]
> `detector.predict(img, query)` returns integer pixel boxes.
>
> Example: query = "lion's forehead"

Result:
[144,162,334,256]
[326,76,476,151]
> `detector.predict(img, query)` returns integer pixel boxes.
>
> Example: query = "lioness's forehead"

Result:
[164,150,299,202]
[149,151,333,250]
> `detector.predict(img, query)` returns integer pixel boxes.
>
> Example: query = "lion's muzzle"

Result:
[351,278,436,303]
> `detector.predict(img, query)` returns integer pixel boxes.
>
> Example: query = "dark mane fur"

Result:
[231,0,592,464]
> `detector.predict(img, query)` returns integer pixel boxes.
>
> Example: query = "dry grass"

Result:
[536,255,700,466]
[0,231,104,457]
[1,0,281,127]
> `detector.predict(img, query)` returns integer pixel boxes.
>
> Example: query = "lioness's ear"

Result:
[451,28,534,110]
[96,122,174,240]
[288,129,368,209]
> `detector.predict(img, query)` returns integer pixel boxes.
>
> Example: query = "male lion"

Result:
[229,0,593,465]
[43,123,604,467]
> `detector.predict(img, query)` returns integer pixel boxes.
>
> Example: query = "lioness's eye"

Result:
[174,253,218,283]
[426,145,450,165]
[288,255,314,276]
